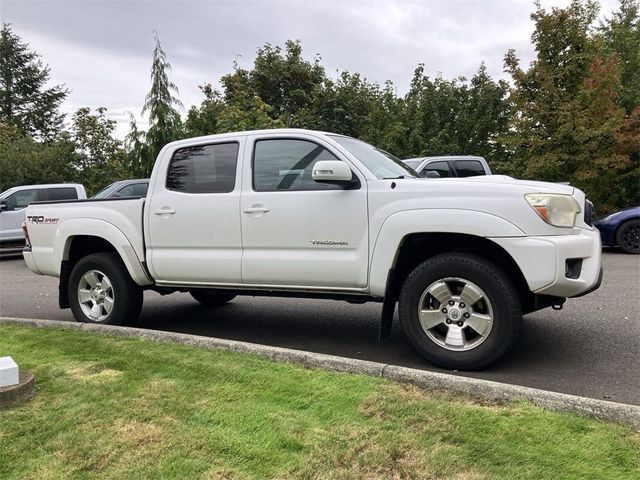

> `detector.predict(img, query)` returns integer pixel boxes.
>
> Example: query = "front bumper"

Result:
[491,227,602,298]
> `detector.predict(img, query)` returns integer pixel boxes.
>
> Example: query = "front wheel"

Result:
[398,253,522,370]
[69,252,143,325]
[616,219,640,254]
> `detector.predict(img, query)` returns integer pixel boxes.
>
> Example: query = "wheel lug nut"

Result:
[442,308,448,314]
[457,321,463,327]
[446,319,452,324]
[448,300,455,306]
[460,302,465,308]
[464,313,470,318]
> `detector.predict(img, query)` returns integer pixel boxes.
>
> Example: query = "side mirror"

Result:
[312,160,358,188]
[422,170,441,179]
[0,199,7,212]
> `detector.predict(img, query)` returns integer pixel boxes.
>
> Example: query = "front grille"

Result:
[584,199,594,226]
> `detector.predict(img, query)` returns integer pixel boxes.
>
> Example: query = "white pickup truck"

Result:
[22,129,602,369]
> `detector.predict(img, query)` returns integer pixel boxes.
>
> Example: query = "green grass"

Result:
[0,325,638,479]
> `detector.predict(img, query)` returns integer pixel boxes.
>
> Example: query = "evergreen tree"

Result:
[142,33,182,175]
[0,23,68,140]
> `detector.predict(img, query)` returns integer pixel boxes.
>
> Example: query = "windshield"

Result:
[329,135,418,179]
[92,182,120,198]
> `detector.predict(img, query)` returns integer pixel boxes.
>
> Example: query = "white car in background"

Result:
[404,156,491,178]
[0,183,86,244]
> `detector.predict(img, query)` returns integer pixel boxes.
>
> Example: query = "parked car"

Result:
[0,183,86,244]
[22,129,601,370]
[593,206,640,254]
[93,179,149,199]
[403,156,491,178]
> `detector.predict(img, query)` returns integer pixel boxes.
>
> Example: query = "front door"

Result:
[240,135,369,288]
[146,140,244,284]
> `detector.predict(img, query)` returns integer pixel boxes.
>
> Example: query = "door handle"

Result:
[243,207,270,214]
[154,208,176,215]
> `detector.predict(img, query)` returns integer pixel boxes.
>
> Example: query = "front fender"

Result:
[368,209,525,296]
[46,218,152,286]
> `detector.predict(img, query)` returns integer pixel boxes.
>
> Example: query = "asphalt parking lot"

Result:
[1,250,638,405]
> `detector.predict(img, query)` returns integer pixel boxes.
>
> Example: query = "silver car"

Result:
[403,155,491,178]
[0,183,86,243]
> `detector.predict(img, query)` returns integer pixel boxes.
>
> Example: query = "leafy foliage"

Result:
[0,23,67,140]
[70,107,127,195]
[0,122,74,191]
[504,0,639,211]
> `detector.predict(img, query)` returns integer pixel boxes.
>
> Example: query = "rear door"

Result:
[240,134,369,288]
[146,139,244,284]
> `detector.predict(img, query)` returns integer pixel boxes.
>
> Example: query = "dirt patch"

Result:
[65,362,123,382]
[113,418,165,448]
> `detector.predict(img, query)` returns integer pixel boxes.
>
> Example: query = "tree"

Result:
[0,24,67,140]
[184,82,281,137]
[600,0,640,114]
[503,0,636,211]
[0,122,74,190]
[142,33,182,175]
[220,40,325,126]
[71,107,126,195]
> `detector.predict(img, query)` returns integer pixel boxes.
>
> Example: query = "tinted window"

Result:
[253,139,342,191]
[47,187,78,201]
[117,183,148,197]
[167,143,239,193]
[422,161,451,178]
[5,189,40,209]
[455,160,485,177]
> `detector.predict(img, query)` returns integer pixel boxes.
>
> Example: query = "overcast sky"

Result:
[1,0,621,138]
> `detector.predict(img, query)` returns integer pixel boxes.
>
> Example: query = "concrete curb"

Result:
[2,316,639,431]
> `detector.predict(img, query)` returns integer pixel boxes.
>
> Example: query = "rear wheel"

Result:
[398,253,522,370]
[189,291,236,307]
[69,252,143,325]
[616,219,640,254]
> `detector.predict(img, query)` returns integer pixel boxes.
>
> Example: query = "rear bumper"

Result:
[22,246,42,275]
[491,228,602,298]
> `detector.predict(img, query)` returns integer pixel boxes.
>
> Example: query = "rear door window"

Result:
[46,187,78,201]
[166,142,239,193]
[454,160,485,177]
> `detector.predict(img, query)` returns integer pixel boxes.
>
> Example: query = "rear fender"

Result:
[55,218,152,286]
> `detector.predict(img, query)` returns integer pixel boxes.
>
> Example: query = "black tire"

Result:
[615,219,640,254]
[189,291,236,307]
[398,253,522,370]
[69,252,143,325]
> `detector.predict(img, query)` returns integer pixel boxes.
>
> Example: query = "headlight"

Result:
[525,194,581,228]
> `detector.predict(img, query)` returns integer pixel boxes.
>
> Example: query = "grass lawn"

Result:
[0,325,638,479]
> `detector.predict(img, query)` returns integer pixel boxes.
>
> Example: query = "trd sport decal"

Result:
[26,215,59,224]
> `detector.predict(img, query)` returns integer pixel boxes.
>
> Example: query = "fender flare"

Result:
[55,218,153,286]
[369,209,525,297]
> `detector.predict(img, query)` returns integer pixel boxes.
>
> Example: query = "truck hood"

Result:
[452,175,575,195]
